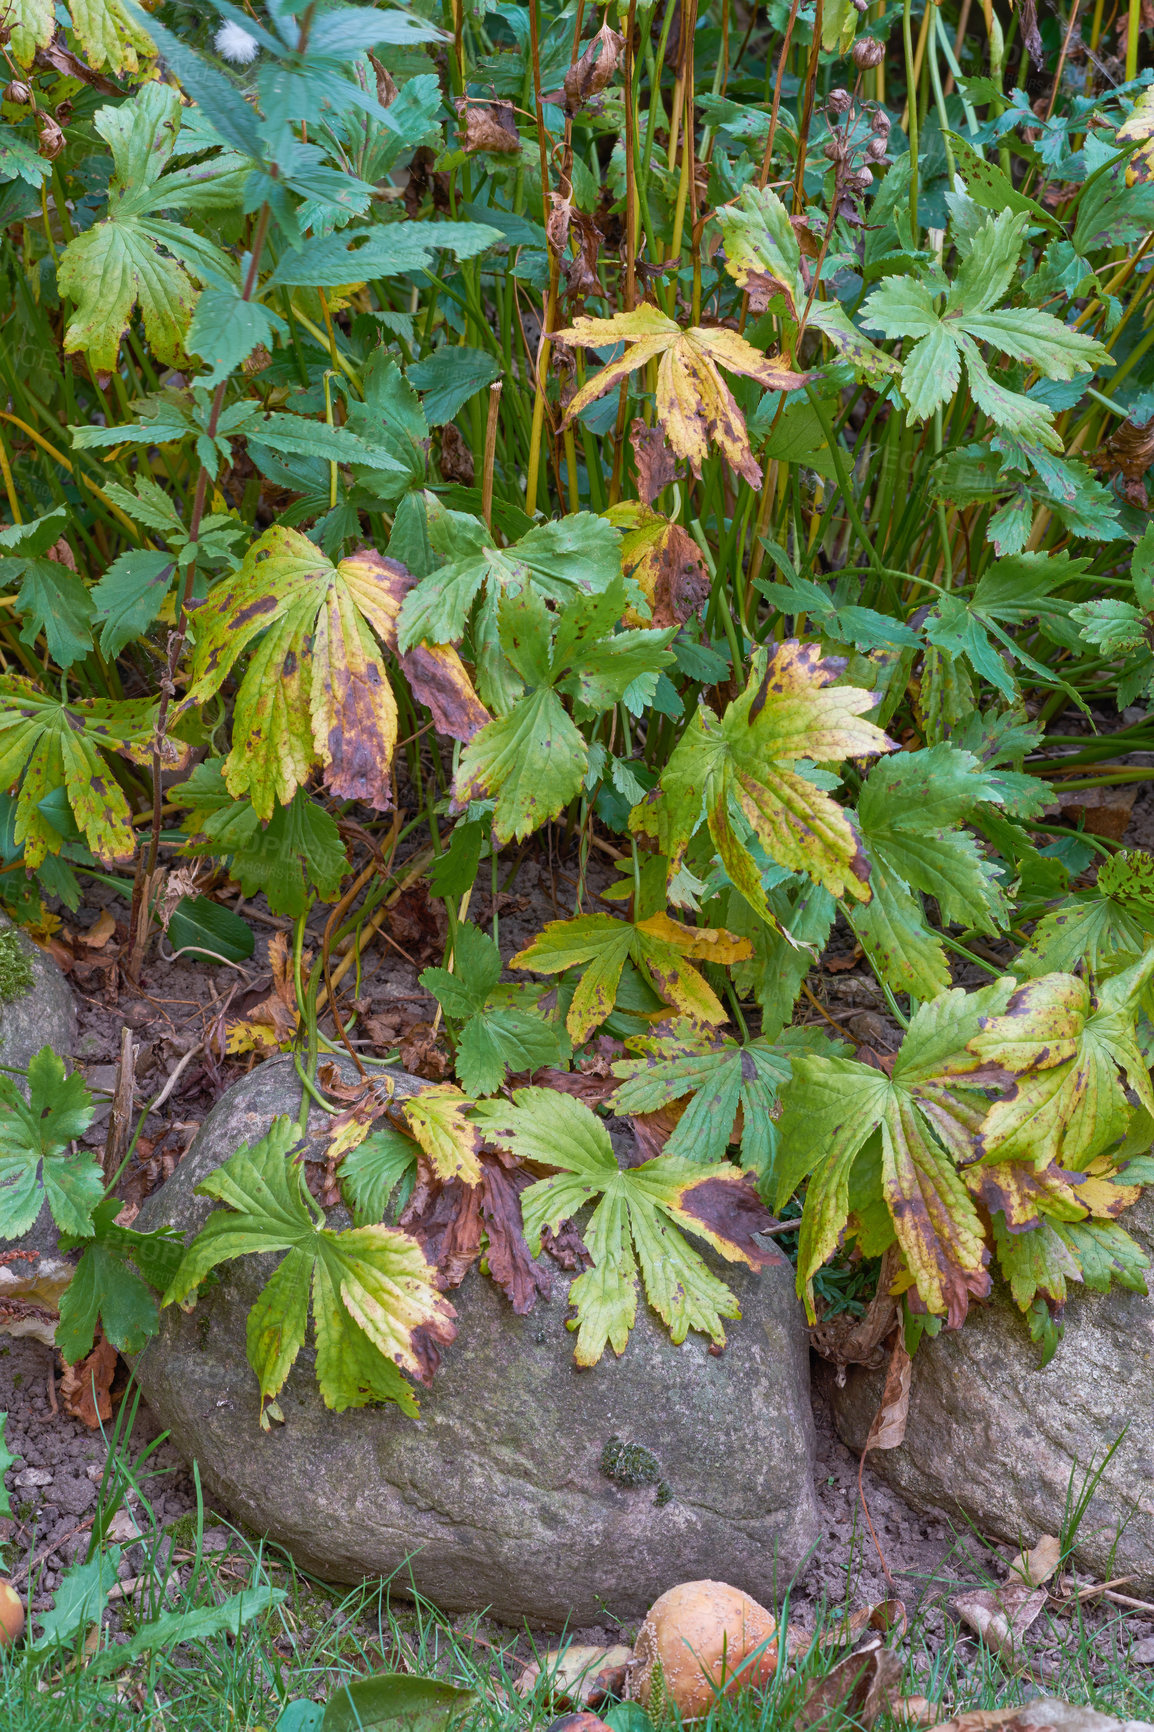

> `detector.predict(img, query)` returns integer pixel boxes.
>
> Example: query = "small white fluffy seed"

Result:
[215,20,260,63]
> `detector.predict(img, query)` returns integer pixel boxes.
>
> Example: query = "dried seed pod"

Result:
[865,134,889,159]
[824,138,848,164]
[827,86,853,115]
[871,107,892,134]
[35,112,64,159]
[852,0,870,14]
[3,80,32,104]
[853,36,886,67]
[846,168,875,194]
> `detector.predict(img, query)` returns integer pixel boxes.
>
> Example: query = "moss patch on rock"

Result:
[0,928,34,1004]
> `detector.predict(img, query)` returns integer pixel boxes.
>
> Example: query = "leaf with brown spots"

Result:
[632,642,895,924]
[555,304,808,486]
[401,1084,482,1184]
[774,980,1012,1324]
[184,532,488,821]
[166,1115,456,1422]
[476,1087,776,1365]
[607,501,710,628]
[510,910,751,1044]
[969,953,1154,1171]
[0,680,165,867]
[609,1026,795,1176]
[629,419,678,507]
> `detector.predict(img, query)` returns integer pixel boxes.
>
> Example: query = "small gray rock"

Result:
[830,1191,1154,1591]
[132,1058,820,1623]
[0,915,75,1085]
[0,919,80,1340]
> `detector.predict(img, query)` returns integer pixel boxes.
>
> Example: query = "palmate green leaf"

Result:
[725,877,836,1032]
[396,504,623,660]
[862,211,1108,447]
[265,220,501,290]
[165,1116,456,1421]
[632,641,894,921]
[184,529,488,820]
[420,923,569,1095]
[339,1126,418,1225]
[610,1029,794,1177]
[511,909,750,1043]
[56,1196,186,1363]
[171,765,349,917]
[971,954,1154,1170]
[453,584,674,842]
[0,1048,100,1240]
[715,185,899,383]
[776,981,1014,1324]
[407,347,502,427]
[90,551,176,659]
[474,1088,779,1364]
[186,290,286,388]
[0,680,181,867]
[851,744,1008,998]
[1018,854,1154,978]
[57,84,244,370]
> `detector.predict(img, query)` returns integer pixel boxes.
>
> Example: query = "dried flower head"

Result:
[853,36,886,67]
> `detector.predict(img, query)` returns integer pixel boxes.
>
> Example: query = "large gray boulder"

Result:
[132,1057,820,1623]
[830,1192,1154,1589]
[0,916,77,1340]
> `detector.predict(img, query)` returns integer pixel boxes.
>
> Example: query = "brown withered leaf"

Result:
[367,51,398,106]
[458,98,521,153]
[818,1599,908,1650]
[811,1245,901,1370]
[546,192,572,257]
[627,1101,686,1161]
[225,931,303,1055]
[1095,413,1154,508]
[952,1578,1049,1663]
[540,1217,592,1270]
[356,550,491,746]
[439,423,475,487]
[400,1159,484,1288]
[79,908,116,950]
[630,420,678,507]
[562,209,603,303]
[387,880,447,965]
[60,1337,119,1429]
[797,1636,904,1730]
[864,1328,912,1452]
[479,1152,553,1313]
[34,42,121,94]
[399,1021,452,1081]
[1017,0,1046,66]
[517,1645,632,1706]
[1015,1533,1062,1587]
[563,23,625,114]
[400,1149,556,1310]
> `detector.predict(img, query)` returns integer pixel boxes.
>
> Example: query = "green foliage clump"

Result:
[2,0,1154,1424]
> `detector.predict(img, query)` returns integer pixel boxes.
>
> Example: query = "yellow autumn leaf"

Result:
[1118,89,1154,184]
[556,304,808,486]
[402,1084,482,1184]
